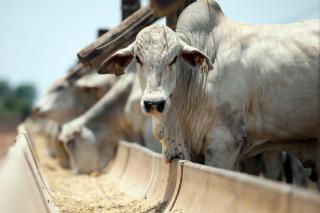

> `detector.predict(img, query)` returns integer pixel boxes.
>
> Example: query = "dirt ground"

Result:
[0,120,19,156]
[0,131,16,156]
[34,135,168,213]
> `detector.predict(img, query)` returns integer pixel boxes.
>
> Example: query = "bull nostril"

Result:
[155,101,165,113]
[66,139,76,150]
[144,101,153,112]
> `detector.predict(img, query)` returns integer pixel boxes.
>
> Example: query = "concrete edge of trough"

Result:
[0,125,58,213]
[114,141,320,213]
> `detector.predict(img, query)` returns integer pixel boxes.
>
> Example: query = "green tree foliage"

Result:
[0,79,37,121]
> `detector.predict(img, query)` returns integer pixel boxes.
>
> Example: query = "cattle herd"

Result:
[29,0,320,191]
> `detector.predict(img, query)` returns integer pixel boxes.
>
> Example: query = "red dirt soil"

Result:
[0,131,16,155]
[0,121,19,155]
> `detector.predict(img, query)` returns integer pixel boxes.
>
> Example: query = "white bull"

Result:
[33,68,116,167]
[99,0,320,183]
[58,71,140,174]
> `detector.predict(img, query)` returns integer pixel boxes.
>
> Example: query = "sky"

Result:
[0,0,319,99]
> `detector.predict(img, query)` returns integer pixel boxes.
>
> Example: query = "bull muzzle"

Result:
[31,106,47,118]
[143,100,166,113]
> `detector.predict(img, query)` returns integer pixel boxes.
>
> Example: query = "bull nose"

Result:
[65,139,76,150]
[143,100,166,113]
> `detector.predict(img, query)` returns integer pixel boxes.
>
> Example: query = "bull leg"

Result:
[262,151,284,181]
[205,126,242,170]
[284,153,293,183]
[276,141,319,189]
[239,154,264,176]
[286,153,309,187]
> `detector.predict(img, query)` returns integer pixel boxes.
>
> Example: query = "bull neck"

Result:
[160,60,213,160]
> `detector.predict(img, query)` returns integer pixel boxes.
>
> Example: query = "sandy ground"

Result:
[34,135,168,213]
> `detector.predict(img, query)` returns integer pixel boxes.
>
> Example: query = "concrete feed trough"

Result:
[0,125,319,213]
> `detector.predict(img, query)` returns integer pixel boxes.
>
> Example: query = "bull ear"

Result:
[181,42,213,72]
[98,42,135,76]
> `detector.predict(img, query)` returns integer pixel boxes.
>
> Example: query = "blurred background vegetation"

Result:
[0,79,36,122]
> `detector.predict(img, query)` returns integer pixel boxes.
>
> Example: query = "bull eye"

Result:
[135,55,143,65]
[169,56,177,66]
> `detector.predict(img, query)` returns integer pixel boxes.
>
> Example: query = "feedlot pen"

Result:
[0,125,320,213]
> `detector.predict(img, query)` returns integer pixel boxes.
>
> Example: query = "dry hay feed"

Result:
[34,135,169,213]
